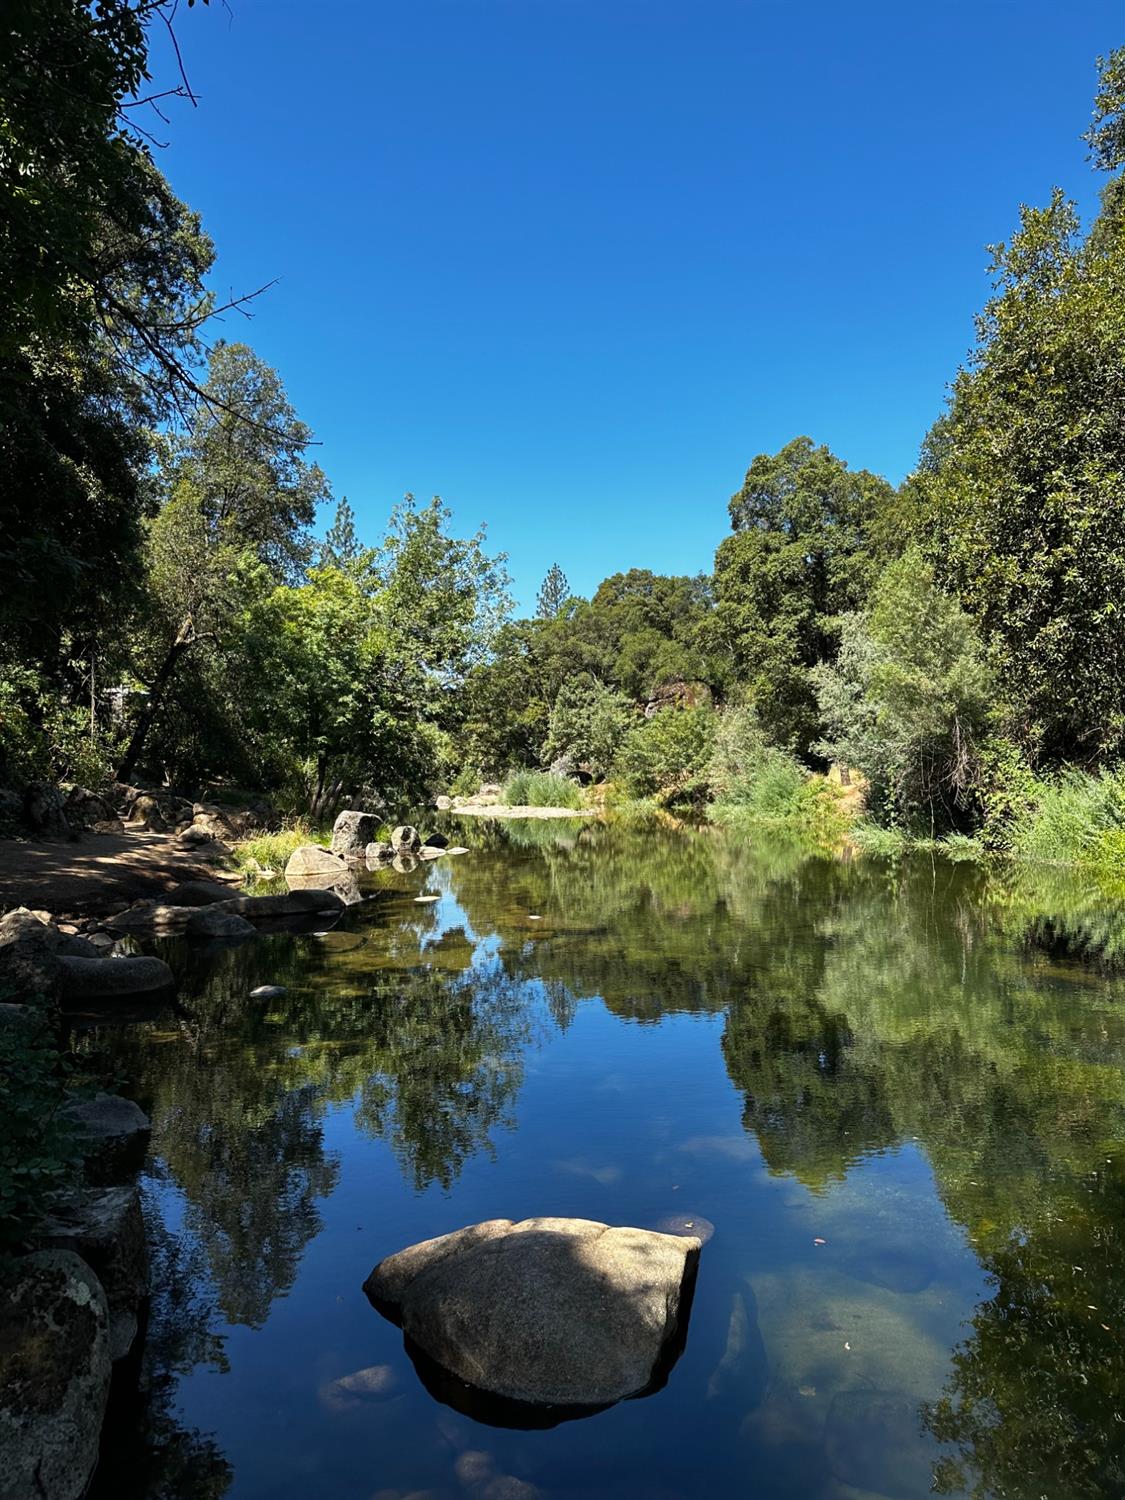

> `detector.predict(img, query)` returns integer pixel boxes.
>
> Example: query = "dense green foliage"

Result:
[502,770,583,809]
[3,14,1125,871]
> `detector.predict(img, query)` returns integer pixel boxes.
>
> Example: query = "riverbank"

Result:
[0,830,242,917]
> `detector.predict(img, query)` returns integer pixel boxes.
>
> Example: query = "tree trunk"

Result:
[115,616,197,784]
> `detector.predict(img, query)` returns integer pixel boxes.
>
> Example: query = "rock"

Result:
[215,889,346,919]
[653,1213,716,1245]
[391,825,421,853]
[286,868,363,904]
[423,832,449,850]
[39,1186,148,1362]
[0,908,100,1002]
[319,1364,397,1411]
[57,954,174,1004]
[63,1092,151,1186]
[435,795,453,810]
[185,907,256,940]
[364,1217,700,1411]
[392,853,419,874]
[191,808,237,839]
[176,825,219,849]
[166,879,240,907]
[250,984,286,1000]
[417,846,444,860]
[63,787,115,830]
[24,782,74,839]
[0,1250,111,1500]
[331,810,384,860]
[103,901,191,934]
[549,755,577,779]
[86,931,115,950]
[92,817,126,834]
[285,844,349,880]
[0,787,22,832]
[365,841,395,866]
[129,793,173,832]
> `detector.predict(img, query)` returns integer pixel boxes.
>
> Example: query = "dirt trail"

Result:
[0,831,242,916]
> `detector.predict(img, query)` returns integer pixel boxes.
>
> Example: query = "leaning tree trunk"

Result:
[115,616,198,784]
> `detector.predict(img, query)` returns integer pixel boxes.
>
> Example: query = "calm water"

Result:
[79,819,1125,1499]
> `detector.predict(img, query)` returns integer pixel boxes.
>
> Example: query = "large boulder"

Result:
[23,782,74,839]
[63,1092,151,1186]
[213,889,345,919]
[57,954,174,1004]
[166,879,241,906]
[285,844,349,881]
[365,841,395,866]
[331,810,383,860]
[0,1250,112,1500]
[63,786,116,830]
[391,824,421,853]
[363,1217,700,1413]
[0,909,100,1002]
[39,1185,148,1362]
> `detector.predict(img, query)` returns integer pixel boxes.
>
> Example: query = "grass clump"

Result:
[502,770,583,809]
[233,819,334,872]
[1005,767,1125,871]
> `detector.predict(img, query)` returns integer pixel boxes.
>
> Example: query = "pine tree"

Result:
[536,562,570,619]
[320,498,362,568]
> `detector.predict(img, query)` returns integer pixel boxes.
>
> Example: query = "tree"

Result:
[318,497,365,570]
[614,705,717,804]
[541,675,633,777]
[710,438,896,753]
[536,563,570,619]
[907,49,1125,763]
[117,342,329,783]
[813,548,995,829]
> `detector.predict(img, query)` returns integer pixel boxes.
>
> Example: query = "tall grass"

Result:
[1006,767,1125,871]
[233,819,335,872]
[502,770,583,810]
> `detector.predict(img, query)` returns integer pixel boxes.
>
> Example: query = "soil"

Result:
[0,831,243,917]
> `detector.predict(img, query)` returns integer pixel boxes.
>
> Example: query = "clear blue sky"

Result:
[150,0,1120,612]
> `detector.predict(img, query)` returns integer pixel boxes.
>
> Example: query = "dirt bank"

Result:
[0,831,243,916]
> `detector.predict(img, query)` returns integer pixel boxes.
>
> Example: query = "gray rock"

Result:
[63,1092,151,1186]
[364,1216,700,1410]
[365,841,395,866]
[103,901,192,934]
[285,844,349,881]
[214,889,345,919]
[0,1250,111,1500]
[0,908,100,1003]
[391,824,421,852]
[423,832,449,850]
[250,984,286,1000]
[185,907,256,940]
[331,809,383,860]
[39,1185,148,1362]
[57,954,173,1003]
[24,782,74,839]
[176,825,220,849]
[166,879,239,906]
[435,795,453,810]
[191,808,237,839]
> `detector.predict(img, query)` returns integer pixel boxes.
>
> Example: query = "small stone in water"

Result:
[250,984,286,1000]
[414,894,440,903]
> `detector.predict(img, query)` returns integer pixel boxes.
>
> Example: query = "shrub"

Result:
[502,770,583,809]
[614,706,716,804]
[1007,767,1125,871]
[541,676,633,779]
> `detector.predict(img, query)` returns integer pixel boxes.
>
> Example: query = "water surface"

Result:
[82,820,1125,1499]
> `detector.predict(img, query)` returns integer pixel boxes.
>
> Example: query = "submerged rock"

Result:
[0,1250,111,1500]
[364,1216,700,1414]
[215,889,345,919]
